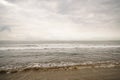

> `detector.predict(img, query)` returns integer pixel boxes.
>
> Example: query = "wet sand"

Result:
[0,67,120,80]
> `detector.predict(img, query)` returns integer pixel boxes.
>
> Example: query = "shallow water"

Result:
[0,41,120,70]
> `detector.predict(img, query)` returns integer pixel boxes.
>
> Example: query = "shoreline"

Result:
[0,62,120,74]
[0,66,120,80]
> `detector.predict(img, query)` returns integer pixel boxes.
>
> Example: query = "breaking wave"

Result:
[0,61,120,74]
[0,45,120,51]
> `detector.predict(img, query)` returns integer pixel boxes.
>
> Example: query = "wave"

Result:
[0,61,120,74]
[0,45,120,51]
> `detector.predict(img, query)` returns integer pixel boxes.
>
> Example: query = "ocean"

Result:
[0,41,120,71]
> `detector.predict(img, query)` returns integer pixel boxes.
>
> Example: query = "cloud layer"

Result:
[0,0,120,40]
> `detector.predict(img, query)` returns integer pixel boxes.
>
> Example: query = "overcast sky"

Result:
[0,0,120,41]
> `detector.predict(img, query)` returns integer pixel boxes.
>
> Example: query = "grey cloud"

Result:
[0,0,120,40]
[0,26,11,32]
[1,0,120,25]
[59,0,120,26]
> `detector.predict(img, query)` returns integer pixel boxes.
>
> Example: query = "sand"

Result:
[0,67,120,80]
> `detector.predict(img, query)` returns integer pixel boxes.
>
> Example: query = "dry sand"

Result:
[0,67,120,80]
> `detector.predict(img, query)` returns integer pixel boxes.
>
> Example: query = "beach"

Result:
[0,0,120,79]
[0,66,120,80]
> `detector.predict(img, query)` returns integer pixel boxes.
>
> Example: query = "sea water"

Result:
[0,41,120,70]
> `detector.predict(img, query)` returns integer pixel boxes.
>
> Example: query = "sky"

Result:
[0,0,120,41]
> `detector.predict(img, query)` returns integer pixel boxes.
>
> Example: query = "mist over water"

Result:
[0,41,120,70]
